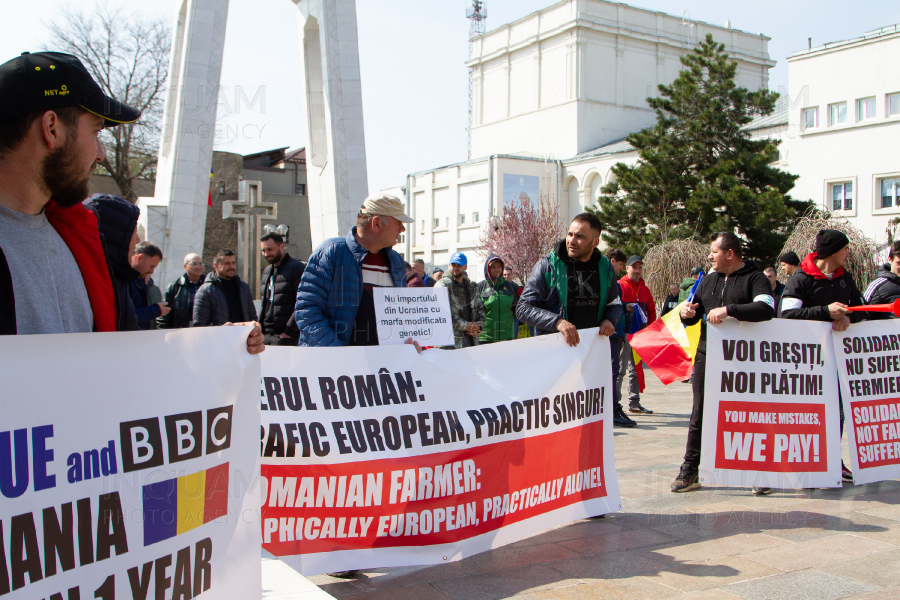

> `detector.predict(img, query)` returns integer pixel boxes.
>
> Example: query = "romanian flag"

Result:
[628,306,695,384]
[142,463,229,546]
[208,168,214,207]
[628,274,704,384]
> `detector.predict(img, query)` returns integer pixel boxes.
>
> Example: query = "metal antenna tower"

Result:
[467,0,487,160]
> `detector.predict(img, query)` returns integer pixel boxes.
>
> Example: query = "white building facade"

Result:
[468,0,773,159]
[785,25,900,246]
[389,2,899,281]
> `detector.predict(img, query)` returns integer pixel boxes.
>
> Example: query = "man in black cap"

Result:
[781,228,864,482]
[0,51,263,351]
[779,251,800,278]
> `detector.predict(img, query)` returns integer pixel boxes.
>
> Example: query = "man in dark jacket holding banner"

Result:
[517,213,622,346]
[781,228,864,483]
[193,249,258,327]
[672,231,775,493]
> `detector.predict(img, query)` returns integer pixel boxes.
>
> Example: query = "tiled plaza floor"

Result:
[302,374,900,600]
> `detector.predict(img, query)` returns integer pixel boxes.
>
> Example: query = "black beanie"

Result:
[815,229,850,259]
[778,251,800,266]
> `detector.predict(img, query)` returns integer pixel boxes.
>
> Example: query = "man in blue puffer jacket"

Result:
[295,194,412,347]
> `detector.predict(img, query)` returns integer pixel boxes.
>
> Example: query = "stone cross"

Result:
[223,180,277,298]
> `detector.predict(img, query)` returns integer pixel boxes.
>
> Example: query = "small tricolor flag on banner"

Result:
[142,463,230,545]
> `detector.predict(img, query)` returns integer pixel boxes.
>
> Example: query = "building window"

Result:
[828,102,847,126]
[459,214,465,225]
[434,218,440,228]
[802,107,818,130]
[420,220,425,234]
[398,234,405,243]
[888,93,900,117]
[830,182,852,211]
[473,212,480,223]
[881,178,900,209]
[857,97,876,121]
[295,183,306,195]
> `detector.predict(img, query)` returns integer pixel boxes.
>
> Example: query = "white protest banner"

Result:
[0,328,261,599]
[373,287,454,346]
[700,320,842,488]
[259,330,620,575]
[834,320,900,484]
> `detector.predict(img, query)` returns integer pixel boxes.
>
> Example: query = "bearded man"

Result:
[0,51,263,353]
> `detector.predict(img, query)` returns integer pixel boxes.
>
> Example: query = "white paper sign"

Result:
[373,287,454,346]
[0,328,261,599]
[834,320,900,485]
[700,320,843,489]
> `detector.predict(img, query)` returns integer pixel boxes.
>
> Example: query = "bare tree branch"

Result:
[44,4,170,201]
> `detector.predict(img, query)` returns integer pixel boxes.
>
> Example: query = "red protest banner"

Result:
[850,398,900,468]
[261,420,607,556]
[713,400,828,472]
[835,322,900,485]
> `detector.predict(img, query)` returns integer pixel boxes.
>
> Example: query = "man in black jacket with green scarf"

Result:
[517,212,622,347]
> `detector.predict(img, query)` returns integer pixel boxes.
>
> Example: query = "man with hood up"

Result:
[863,241,900,317]
[83,193,141,331]
[477,254,519,344]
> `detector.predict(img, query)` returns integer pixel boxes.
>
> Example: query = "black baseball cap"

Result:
[0,51,141,126]
[626,255,643,267]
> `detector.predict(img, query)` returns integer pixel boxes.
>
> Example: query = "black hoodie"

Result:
[83,194,139,331]
[863,267,900,319]
[682,261,775,354]
[781,252,865,323]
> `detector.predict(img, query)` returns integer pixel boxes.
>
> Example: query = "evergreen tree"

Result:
[590,34,809,265]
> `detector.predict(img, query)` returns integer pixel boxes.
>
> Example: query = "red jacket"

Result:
[44,200,118,332]
[618,275,657,326]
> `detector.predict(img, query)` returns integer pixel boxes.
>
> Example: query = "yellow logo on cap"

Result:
[44,84,69,97]
[35,66,40,71]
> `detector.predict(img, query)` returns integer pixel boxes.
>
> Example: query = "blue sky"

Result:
[4,0,897,194]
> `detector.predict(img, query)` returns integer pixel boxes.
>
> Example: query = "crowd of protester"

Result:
[3,51,897,562]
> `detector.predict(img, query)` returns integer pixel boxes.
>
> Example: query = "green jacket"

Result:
[678,276,696,303]
[477,276,518,343]
[436,272,485,348]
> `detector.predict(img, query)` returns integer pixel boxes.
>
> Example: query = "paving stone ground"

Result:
[300,374,900,600]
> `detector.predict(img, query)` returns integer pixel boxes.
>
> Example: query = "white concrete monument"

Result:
[152,0,229,289]
[290,0,370,249]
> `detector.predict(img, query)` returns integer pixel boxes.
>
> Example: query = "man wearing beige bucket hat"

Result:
[295,193,414,347]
